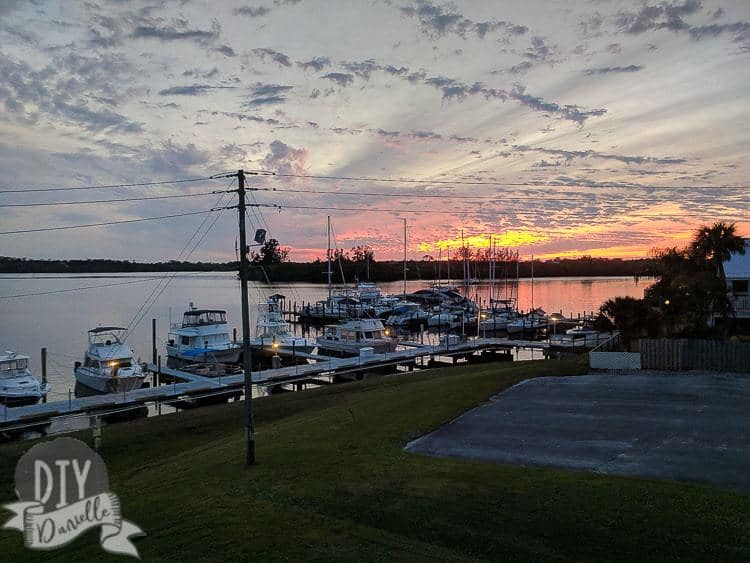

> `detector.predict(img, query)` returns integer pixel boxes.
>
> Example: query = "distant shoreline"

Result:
[0,256,654,281]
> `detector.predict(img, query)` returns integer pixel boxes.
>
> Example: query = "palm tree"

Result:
[599,297,653,351]
[690,222,746,281]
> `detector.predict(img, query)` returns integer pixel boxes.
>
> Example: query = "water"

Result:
[0,273,646,402]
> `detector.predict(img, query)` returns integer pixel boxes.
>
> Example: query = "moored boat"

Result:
[74,327,145,393]
[0,351,50,406]
[316,318,398,357]
[166,306,241,366]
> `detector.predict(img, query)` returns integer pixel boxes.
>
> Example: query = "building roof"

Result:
[724,240,750,279]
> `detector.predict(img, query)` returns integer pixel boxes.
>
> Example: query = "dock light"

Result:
[108,361,117,368]
[272,342,279,349]
[664,299,670,306]
[384,329,391,336]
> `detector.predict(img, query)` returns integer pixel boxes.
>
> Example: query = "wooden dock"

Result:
[0,337,571,435]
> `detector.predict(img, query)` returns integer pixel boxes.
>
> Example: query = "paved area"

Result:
[406,372,750,492]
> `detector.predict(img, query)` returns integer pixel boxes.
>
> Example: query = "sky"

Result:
[0,0,749,262]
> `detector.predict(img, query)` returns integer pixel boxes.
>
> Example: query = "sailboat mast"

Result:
[403,218,407,296]
[531,254,535,311]
[327,215,332,301]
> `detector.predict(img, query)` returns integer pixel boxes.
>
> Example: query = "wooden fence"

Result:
[639,339,750,372]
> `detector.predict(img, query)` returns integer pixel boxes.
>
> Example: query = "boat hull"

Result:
[74,369,145,394]
[166,345,242,367]
[316,339,398,358]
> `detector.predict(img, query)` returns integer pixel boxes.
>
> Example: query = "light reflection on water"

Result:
[0,273,646,402]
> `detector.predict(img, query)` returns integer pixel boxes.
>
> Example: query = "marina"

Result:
[0,331,614,438]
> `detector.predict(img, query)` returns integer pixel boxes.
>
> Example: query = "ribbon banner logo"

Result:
[3,437,144,558]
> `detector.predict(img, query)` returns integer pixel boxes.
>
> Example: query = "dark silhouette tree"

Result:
[251,239,290,265]
[689,222,746,281]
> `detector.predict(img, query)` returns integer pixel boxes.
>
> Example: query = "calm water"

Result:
[0,273,646,401]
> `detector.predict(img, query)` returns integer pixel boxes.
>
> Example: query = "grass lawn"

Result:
[1,359,749,561]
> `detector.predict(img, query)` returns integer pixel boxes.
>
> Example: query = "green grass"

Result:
[0,359,749,561]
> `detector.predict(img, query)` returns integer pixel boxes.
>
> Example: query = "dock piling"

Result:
[41,347,47,404]
[152,318,157,364]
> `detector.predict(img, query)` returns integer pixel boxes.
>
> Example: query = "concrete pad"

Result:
[406,373,750,492]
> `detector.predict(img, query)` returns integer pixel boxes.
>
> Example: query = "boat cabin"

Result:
[0,353,29,377]
[181,309,227,327]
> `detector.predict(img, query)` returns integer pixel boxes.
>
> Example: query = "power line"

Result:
[0,176,219,194]
[0,190,233,208]
[253,186,750,202]
[258,171,750,190]
[0,208,233,235]
[0,278,160,300]
[248,202,750,221]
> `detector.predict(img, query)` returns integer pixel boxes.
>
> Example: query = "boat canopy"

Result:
[182,310,227,326]
[89,326,127,333]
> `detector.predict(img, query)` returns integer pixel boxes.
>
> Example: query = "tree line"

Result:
[596,222,747,344]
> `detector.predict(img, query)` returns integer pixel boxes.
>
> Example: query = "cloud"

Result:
[509,84,606,124]
[584,65,644,75]
[523,36,557,62]
[616,0,703,34]
[216,45,236,57]
[508,61,533,74]
[297,56,331,72]
[252,47,292,66]
[261,140,308,174]
[513,145,687,165]
[242,83,293,107]
[0,51,143,133]
[689,21,750,51]
[341,59,381,80]
[322,72,354,87]
[411,130,442,140]
[376,129,400,137]
[234,6,271,17]
[147,140,211,174]
[158,84,234,96]
[131,21,220,44]
[398,0,527,40]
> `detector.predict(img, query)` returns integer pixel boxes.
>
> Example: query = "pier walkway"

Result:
[0,335,604,434]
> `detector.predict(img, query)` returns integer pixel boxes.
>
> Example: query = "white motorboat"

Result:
[507,309,548,335]
[427,308,460,329]
[478,299,519,332]
[167,306,241,366]
[251,296,315,357]
[316,318,398,357]
[385,301,430,327]
[0,351,50,406]
[74,327,146,393]
[565,324,599,336]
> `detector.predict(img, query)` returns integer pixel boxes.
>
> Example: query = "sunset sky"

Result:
[1,0,749,262]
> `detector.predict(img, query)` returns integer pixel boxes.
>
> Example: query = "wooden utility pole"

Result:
[237,170,255,465]
[403,218,407,296]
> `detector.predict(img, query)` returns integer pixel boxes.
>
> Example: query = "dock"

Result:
[0,334,610,437]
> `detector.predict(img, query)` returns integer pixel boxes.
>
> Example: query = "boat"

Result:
[565,323,600,337]
[478,299,519,333]
[166,305,241,366]
[316,318,398,357]
[385,301,430,327]
[427,309,460,329]
[74,327,146,393]
[251,296,315,357]
[507,308,548,336]
[0,351,50,406]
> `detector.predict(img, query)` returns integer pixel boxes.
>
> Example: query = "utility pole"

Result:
[237,169,255,465]
[403,218,407,296]
[327,216,332,302]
